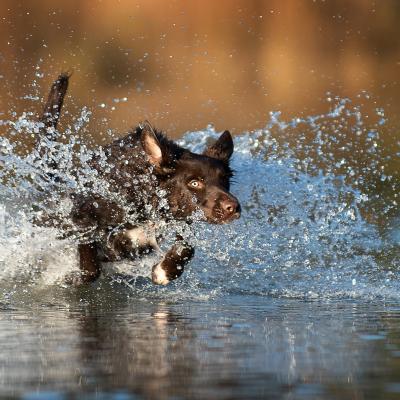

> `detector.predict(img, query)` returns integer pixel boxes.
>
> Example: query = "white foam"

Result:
[0,96,398,300]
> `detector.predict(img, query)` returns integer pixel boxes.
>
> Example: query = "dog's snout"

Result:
[221,197,241,219]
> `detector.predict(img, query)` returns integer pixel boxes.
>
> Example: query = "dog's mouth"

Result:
[201,207,241,225]
[210,212,241,224]
[168,203,241,224]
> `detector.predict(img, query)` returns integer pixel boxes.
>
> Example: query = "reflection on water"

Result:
[1,283,400,399]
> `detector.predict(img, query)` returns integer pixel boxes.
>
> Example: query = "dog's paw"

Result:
[151,262,170,285]
[151,243,193,285]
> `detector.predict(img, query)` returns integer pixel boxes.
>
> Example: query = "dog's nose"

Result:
[221,197,241,218]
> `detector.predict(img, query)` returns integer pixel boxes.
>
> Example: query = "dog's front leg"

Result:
[65,242,101,285]
[78,242,101,283]
[151,238,194,285]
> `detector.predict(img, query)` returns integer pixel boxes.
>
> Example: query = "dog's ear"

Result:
[140,121,176,174]
[140,121,163,167]
[203,130,234,162]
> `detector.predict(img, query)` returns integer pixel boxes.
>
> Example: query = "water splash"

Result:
[0,94,399,300]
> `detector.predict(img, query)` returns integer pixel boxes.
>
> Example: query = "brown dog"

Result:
[37,74,241,285]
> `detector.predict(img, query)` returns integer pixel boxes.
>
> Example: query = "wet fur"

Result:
[37,74,240,285]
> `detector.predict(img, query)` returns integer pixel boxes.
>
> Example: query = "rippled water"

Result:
[2,289,400,400]
[0,90,399,398]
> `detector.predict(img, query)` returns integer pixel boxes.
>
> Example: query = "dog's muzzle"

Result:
[206,194,241,224]
[220,196,241,221]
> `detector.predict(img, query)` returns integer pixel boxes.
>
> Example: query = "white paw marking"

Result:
[152,263,170,285]
[125,227,148,246]
[125,224,159,250]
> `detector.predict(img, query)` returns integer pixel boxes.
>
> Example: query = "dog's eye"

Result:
[188,179,203,189]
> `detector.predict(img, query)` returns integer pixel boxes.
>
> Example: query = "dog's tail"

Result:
[37,72,70,149]
[36,72,70,178]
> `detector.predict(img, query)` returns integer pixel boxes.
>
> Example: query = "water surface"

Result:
[2,286,400,400]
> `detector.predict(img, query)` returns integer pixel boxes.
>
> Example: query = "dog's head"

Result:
[140,122,241,224]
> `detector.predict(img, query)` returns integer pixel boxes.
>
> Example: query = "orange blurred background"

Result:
[0,0,400,150]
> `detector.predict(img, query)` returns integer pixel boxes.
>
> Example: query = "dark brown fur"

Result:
[38,74,241,285]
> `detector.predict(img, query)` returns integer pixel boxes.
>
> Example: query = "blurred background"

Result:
[0,0,399,169]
